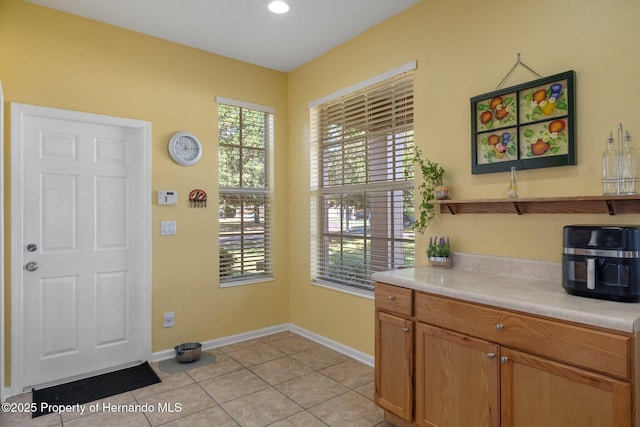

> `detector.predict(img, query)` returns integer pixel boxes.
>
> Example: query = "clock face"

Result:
[168,132,202,166]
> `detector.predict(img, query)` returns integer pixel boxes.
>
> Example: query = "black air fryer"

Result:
[562,225,640,302]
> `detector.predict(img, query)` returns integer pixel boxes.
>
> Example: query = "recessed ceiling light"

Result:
[268,1,290,14]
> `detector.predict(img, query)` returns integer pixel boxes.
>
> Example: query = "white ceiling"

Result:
[25,0,421,72]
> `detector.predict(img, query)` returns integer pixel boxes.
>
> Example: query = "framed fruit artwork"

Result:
[471,70,576,174]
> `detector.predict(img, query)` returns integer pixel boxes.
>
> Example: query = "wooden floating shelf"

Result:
[432,195,640,216]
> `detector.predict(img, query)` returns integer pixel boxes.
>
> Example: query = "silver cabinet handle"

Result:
[488,353,496,359]
[25,261,39,272]
[501,356,509,363]
[496,323,504,330]
[402,327,409,333]
[26,243,38,252]
[387,295,395,301]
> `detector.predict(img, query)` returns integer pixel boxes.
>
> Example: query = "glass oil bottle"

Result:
[602,131,618,195]
[620,130,637,194]
[602,123,637,195]
[507,166,518,198]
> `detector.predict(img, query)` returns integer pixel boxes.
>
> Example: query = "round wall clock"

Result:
[168,131,203,166]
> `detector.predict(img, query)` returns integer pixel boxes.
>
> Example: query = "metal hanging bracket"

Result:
[495,53,543,90]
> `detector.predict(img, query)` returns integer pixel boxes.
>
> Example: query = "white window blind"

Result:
[218,98,274,286]
[310,69,415,292]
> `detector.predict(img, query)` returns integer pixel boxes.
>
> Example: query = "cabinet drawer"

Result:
[375,282,413,318]
[415,292,631,380]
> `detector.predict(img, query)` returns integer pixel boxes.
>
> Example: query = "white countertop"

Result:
[372,266,640,333]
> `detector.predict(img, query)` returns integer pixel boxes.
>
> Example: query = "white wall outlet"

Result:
[164,312,174,328]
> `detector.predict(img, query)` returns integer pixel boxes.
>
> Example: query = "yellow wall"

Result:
[3,0,640,385]
[1,0,289,383]
[288,0,640,355]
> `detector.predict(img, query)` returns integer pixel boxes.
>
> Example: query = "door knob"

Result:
[26,243,38,252]
[25,261,38,272]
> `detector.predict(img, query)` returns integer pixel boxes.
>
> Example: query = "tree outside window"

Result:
[311,72,415,292]
[218,102,273,285]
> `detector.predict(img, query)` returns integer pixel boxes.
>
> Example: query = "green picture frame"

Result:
[471,70,576,174]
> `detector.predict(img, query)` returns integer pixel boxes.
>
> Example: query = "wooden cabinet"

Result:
[374,282,636,427]
[414,293,631,380]
[501,348,631,427]
[415,322,499,427]
[375,282,413,318]
[375,282,413,422]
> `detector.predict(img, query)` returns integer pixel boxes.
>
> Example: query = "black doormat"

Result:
[31,361,161,418]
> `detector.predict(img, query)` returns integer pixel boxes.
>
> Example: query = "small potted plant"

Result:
[412,147,447,234]
[427,236,452,268]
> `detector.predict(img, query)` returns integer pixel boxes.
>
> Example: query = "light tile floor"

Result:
[1,332,393,426]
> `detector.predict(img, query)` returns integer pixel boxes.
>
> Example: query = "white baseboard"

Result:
[151,323,374,367]
[151,323,290,362]
[288,324,373,367]
[1,325,371,401]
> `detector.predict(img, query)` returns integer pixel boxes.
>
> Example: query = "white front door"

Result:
[11,104,151,392]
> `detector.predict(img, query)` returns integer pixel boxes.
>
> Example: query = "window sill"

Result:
[312,280,374,300]
[220,276,274,288]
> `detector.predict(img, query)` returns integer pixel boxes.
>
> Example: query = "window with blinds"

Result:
[218,97,274,286]
[310,67,415,293]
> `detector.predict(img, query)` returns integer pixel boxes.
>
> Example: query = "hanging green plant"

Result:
[412,147,445,234]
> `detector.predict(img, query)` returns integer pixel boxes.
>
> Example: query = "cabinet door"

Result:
[375,311,413,421]
[501,348,631,427]
[415,323,500,427]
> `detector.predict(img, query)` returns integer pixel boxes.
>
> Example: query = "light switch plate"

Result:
[158,190,178,205]
[161,221,176,236]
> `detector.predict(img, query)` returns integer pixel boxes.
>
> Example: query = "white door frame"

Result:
[10,104,152,396]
